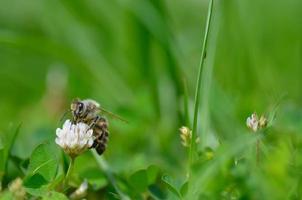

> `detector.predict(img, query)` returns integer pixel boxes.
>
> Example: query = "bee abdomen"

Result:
[92,117,109,155]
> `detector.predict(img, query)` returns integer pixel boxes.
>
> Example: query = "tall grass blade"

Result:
[189,0,214,171]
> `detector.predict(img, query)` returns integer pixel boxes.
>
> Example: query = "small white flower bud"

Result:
[246,113,268,132]
[55,120,94,157]
[246,113,259,132]
[179,126,192,147]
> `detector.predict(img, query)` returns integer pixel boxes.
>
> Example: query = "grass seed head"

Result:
[259,115,268,128]
[179,126,192,147]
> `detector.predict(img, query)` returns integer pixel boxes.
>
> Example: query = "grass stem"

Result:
[189,0,214,175]
[183,78,190,127]
[256,139,260,165]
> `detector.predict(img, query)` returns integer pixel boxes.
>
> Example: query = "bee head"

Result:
[71,98,86,119]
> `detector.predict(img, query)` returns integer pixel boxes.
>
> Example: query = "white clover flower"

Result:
[246,113,259,132]
[246,113,268,132]
[55,120,94,157]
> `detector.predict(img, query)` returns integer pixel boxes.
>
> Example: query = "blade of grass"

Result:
[183,78,190,127]
[92,150,130,200]
[0,123,22,190]
[189,0,214,173]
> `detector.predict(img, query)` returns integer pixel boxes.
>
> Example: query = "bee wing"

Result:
[98,107,129,123]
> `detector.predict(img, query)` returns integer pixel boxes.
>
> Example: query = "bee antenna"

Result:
[60,109,71,123]
[98,107,129,124]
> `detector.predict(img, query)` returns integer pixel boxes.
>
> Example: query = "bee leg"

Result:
[89,116,100,129]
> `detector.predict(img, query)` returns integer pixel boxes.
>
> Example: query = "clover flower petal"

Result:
[246,113,259,132]
[55,120,94,157]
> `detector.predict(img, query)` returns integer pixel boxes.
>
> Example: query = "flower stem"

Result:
[64,156,75,188]
[189,0,214,175]
[256,138,260,165]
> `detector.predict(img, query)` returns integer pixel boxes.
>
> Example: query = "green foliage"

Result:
[0,0,302,199]
[162,175,182,198]
[0,125,21,184]
[79,168,107,190]
[129,169,149,193]
[42,191,68,200]
[0,191,13,200]
[23,142,59,196]
[26,143,58,182]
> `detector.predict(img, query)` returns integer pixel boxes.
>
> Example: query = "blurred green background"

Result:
[0,0,302,199]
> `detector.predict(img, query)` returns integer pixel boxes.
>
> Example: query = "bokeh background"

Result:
[0,0,302,199]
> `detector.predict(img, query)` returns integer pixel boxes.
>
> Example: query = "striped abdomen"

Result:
[91,117,109,155]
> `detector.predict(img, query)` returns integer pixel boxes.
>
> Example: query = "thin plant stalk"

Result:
[92,150,130,200]
[183,78,190,127]
[64,157,75,188]
[183,78,191,178]
[256,139,260,165]
[189,0,214,174]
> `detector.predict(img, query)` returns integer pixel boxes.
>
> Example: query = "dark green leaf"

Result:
[23,173,48,197]
[148,184,166,200]
[24,173,48,188]
[129,169,149,193]
[146,165,160,185]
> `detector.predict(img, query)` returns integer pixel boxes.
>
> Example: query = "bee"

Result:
[70,98,127,155]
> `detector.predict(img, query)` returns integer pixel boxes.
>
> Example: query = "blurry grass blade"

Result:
[183,78,190,127]
[0,124,21,186]
[267,93,287,126]
[92,150,130,200]
[189,0,214,169]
